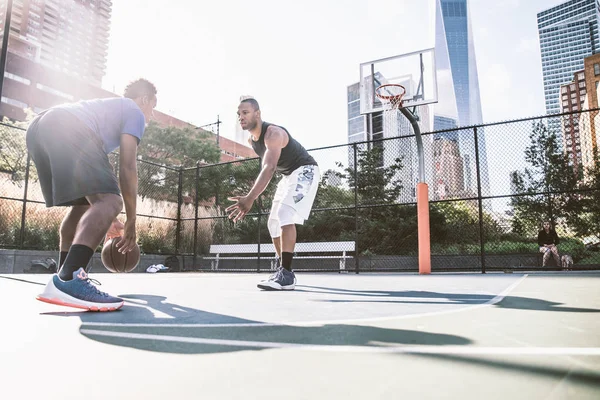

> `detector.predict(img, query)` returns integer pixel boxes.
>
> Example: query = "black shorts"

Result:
[25,108,120,207]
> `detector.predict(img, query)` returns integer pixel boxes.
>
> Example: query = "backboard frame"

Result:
[359,47,438,115]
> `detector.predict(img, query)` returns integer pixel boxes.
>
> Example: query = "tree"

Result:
[509,120,580,236]
[567,154,600,238]
[0,111,36,184]
[136,122,222,202]
[299,145,412,254]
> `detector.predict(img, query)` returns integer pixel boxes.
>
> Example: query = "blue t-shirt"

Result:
[57,97,146,154]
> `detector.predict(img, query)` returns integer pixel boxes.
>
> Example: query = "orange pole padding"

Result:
[417,182,431,275]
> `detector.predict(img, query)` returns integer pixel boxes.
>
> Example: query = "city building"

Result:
[559,70,587,168]
[438,0,484,128]
[346,0,487,202]
[538,0,600,117]
[0,0,112,119]
[433,137,465,200]
[0,0,254,162]
[435,0,488,197]
[559,52,600,175]
[0,0,111,88]
[578,53,600,173]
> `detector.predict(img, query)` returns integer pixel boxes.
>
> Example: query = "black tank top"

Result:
[250,122,317,176]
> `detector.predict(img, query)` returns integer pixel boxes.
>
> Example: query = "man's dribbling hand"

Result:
[105,219,124,242]
[116,218,138,254]
[226,195,254,222]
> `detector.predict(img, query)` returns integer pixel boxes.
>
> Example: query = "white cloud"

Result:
[517,37,540,53]
[479,63,512,122]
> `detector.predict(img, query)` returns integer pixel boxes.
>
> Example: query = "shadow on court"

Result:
[41,293,473,354]
[296,286,600,313]
[411,352,600,389]
[0,276,46,286]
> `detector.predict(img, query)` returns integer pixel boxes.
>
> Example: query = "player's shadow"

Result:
[295,286,600,313]
[409,352,600,388]
[42,293,472,354]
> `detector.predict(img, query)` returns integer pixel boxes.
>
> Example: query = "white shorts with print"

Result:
[270,164,320,227]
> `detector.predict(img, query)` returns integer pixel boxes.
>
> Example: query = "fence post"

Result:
[474,126,485,273]
[192,162,200,272]
[175,166,183,254]
[19,154,31,249]
[353,143,360,274]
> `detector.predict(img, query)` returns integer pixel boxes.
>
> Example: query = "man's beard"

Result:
[246,120,258,131]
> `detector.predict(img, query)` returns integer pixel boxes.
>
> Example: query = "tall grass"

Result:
[1,174,221,253]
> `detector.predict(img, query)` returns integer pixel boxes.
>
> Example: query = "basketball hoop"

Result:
[375,84,406,110]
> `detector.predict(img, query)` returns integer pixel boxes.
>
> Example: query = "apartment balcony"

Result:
[43,23,58,34]
[99,0,112,12]
[44,11,58,24]
[97,8,110,19]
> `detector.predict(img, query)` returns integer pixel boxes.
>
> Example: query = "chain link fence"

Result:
[1,110,599,272]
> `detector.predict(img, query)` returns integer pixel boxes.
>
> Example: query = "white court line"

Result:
[82,274,529,328]
[79,329,600,356]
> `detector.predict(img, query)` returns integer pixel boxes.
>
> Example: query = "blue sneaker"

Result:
[263,266,282,281]
[257,268,296,291]
[37,268,124,311]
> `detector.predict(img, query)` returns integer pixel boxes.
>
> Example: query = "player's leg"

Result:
[257,165,320,291]
[31,109,124,310]
[258,205,298,290]
[59,193,122,279]
[280,220,297,271]
[58,205,89,273]
[268,200,283,269]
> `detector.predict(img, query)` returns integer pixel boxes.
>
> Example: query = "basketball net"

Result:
[375,84,406,111]
[375,84,406,138]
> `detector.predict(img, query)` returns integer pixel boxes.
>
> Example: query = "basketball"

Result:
[101,237,140,273]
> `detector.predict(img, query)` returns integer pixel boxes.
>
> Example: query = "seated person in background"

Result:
[538,221,561,267]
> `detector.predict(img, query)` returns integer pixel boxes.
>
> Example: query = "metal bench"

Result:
[207,241,356,272]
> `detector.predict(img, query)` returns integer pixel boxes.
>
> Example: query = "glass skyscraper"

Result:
[347,0,489,199]
[438,0,483,127]
[538,0,600,116]
[436,0,489,196]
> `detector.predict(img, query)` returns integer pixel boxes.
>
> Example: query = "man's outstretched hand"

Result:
[226,195,254,222]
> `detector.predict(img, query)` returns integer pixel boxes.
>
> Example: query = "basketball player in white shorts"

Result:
[227,98,319,290]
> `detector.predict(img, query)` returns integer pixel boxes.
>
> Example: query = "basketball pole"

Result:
[398,107,431,275]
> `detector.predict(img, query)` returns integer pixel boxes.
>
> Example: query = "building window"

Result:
[578,72,585,80]
[36,83,74,100]
[594,63,600,76]
[1,96,28,108]
[5,72,30,85]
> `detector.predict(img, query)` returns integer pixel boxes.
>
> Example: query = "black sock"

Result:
[58,251,69,267]
[59,245,94,281]
[281,252,293,272]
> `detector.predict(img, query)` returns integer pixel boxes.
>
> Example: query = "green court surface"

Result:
[1,271,599,400]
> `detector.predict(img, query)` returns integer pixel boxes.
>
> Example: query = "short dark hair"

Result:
[124,78,157,99]
[241,98,260,110]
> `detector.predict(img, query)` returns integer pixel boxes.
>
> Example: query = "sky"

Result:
[103,0,564,151]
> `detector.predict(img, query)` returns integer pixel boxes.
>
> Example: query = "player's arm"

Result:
[247,126,285,200]
[117,133,139,252]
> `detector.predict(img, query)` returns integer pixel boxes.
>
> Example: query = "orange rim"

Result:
[375,84,406,105]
